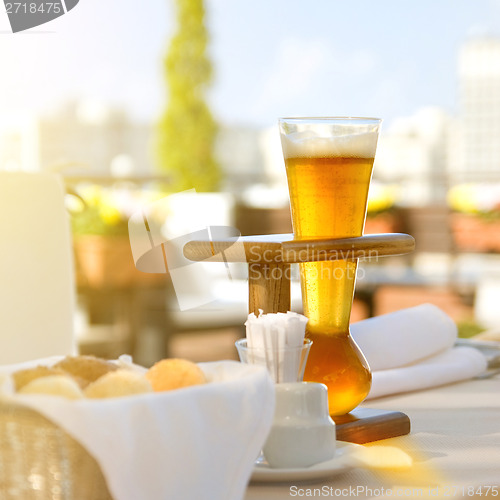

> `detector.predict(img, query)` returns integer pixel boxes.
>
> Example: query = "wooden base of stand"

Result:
[333,408,411,444]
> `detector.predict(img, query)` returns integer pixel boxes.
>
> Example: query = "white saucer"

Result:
[251,441,360,483]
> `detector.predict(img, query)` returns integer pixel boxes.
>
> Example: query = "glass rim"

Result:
[279,116,382,124]
[235,338,312,350]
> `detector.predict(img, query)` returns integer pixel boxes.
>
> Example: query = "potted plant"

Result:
[70,184,168,288]
[364,182,400,234]
[448,183,500,252]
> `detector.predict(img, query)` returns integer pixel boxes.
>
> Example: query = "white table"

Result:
[246,375,500,499]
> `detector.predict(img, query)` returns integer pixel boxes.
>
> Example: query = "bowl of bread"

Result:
[0,354,274,500]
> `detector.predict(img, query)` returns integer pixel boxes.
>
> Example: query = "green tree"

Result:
[156,0,221,192]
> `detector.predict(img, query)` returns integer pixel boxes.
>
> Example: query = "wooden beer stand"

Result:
[184,232,415,443]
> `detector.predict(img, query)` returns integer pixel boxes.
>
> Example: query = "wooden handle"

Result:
[282,233,415,262]
[183,233,415,264]
[184,232,415,315]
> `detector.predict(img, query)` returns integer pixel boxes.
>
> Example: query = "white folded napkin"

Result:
[366,346,487,400]
[351,303,457,371]
[0,359,274,500]
[350,304,488,399]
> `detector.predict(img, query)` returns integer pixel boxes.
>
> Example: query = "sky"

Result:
[0,0,500,129]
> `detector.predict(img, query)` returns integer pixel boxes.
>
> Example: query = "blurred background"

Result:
[2,0,500,365]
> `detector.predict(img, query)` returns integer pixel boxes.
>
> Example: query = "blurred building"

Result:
[458,38,500,183]
[0,101,154,177]
[373,107,453,206]
[373,36,500,204]
[38,101,153,177]
[215,124,267,194]
[0,102,272,196]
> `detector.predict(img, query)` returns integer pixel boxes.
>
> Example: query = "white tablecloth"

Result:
[245,375,500,499]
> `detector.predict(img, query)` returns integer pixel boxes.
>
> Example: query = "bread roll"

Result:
[146,359,206,392]
[85,369,153,399]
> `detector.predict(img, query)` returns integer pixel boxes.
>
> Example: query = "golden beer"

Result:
[280,118,381,415]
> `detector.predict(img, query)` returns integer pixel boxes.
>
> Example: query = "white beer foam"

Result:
[281,131,378,159]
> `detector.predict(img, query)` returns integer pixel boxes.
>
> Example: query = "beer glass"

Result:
[279,117,381,415]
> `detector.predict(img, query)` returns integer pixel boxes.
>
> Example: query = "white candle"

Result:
[0,173,76,363]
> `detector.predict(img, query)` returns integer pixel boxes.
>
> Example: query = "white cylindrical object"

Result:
[0,173,76,363]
